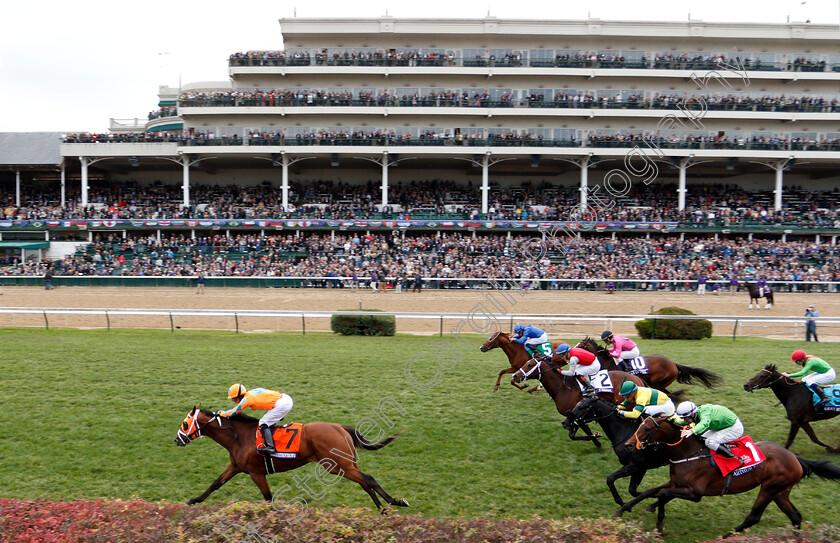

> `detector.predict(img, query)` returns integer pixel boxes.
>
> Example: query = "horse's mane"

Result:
[764,363,778,372]
[199,408,260,424]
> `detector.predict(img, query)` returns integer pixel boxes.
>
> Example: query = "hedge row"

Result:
[1,499,838,543]
[635,306,713,340]
[330,309,396,336]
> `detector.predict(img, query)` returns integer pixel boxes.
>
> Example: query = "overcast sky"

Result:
[1,0,838,133]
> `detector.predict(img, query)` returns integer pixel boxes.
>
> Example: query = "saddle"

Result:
[709,436,765,478]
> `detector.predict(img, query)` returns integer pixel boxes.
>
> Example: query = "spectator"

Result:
[805,305,819,342]
[196,272,206,294]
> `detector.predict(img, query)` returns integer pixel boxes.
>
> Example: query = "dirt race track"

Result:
[0,284,836,340]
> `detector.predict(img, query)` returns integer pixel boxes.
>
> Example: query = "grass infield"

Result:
[2,328,840,542]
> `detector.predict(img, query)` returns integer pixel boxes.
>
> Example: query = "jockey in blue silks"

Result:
[512,324,552,358]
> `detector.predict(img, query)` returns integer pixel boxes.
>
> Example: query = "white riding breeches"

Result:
[643,399,674,418]
[702,418,744,451]
[619,347,641,360]
[259,394,294,427]
[563,359,601,377]
[803,368,836,386]
[525,333,548,346]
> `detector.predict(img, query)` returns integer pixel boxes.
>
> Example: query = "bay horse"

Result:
[744,364,840,452]
[576,336,722,392]
[512,357,645,448]
[616,415,840,535]
[742,282,774,309]
[174,407,410,512]
[562,395,683,506]
[480,331,568,393]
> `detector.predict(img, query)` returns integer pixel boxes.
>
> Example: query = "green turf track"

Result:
[2,328,839,542]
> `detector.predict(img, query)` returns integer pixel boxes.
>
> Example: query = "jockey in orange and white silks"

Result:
[218,384,293,454]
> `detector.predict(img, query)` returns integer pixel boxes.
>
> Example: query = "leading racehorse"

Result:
[616,415,840,535]
[576,336,722,392]
[480,331,568,392]
[744,365,840,452]
[174,406,409,512]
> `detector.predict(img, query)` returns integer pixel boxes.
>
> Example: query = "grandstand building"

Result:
[2,17,840,287]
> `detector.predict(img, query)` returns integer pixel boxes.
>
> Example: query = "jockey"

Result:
[554,343,599,396]
[784,350,836,409]
[676,401,744,461]
[601,330,641,372]
[756,276,768,297]
[616,382,675,419]
[218,384,293,454]
[512,323,552,359]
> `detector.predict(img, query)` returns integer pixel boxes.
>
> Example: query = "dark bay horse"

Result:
[744,364,840,452]
[742,282,774,309]
[174,407,410,512]
[480,331,568,392]
[576,336,722,392]
[512,358,645,448]
[562,395,680,506]
[616,415,840,535]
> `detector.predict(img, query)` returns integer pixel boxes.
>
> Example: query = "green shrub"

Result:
[330,309,395,336]
[635,306,712,340]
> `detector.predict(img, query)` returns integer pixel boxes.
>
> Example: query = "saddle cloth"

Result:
[256,422,303,458]
[575,369,614,394]
[623,357,649,375]
[811,385,840,411]
[711,436,765,477]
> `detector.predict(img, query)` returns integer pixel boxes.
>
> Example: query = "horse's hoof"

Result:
[396,499,410,507]
[613,509,625,518]
[185,499,197,506]
[645,504,656,513]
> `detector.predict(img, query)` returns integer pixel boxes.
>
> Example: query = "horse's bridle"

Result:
[568,398,613,426]
[480,331,502,352]
[746,368,796,391]
[176,411,223,445]
[513,358,543,382]
[631,416,689,450]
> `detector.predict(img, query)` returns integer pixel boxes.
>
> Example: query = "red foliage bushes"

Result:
[1,499,838,543]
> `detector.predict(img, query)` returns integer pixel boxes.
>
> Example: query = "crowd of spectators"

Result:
[226,49,838,72]
[7,233,839,291]
[177,88,840,113]
[2,181,839,228]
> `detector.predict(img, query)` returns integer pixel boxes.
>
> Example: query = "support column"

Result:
[60,161,66,208]
[580,159,589,211]
[182,155,191,208]
[381,152,389,207]
[15,170,21,208]
[774,166,784,211]
[80,157,89,207]
[678,162,687,211]
[281,153,290,211]
[481,154,490,215]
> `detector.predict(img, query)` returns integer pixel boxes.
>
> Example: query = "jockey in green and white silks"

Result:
[512,324,552,358]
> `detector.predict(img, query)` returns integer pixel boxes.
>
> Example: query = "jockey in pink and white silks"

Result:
[601,330,641,372]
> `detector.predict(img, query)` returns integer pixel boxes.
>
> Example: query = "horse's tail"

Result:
[675,364,724,388]
[797,457,840,481]
[341,424,401,451]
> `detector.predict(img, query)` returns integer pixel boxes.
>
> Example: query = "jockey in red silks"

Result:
[601,330,641,372]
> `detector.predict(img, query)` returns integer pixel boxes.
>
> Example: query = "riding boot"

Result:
[579,375,597,396]
[716,443,742,496]
[260,424,276,454]
[809,384,830,409]
[616,358,629,372]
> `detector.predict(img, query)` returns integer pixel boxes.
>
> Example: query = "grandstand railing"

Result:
[0,306,834,339]
[1,276,837,292]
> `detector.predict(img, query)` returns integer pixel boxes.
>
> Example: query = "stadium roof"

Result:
[0,133,63,167]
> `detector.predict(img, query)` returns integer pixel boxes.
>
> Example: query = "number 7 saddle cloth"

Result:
[710,436,766,477]
[256,422,304,458]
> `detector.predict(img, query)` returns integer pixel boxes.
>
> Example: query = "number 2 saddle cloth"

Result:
[710,436,766,477]
[811,385,840,412]
[575,369,615,394]
[256,422,304,459]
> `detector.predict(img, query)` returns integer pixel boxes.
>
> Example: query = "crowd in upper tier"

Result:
[1,181,838,228]
[6,232,838,288]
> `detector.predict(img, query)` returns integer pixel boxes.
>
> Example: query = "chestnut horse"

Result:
[480,331,567,392]
[616,415,840,535]
[174,407,409,512]
[512,357,645,448]
[576,336,722,392]
[744,364,840,452]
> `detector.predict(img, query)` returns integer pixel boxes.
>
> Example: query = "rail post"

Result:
[440,315,443,337]
[43,311,49,331]
[169,313,174,333]
[733,319,738,341]
[106,310,110,331]
[302,315,306,336]
[235,313,239,334]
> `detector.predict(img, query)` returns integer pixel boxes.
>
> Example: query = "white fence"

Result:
[0,307,834,340]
